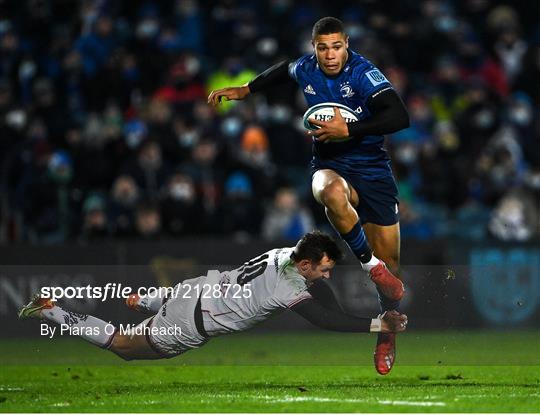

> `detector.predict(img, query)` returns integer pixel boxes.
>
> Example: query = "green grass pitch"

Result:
[1,330,539,412]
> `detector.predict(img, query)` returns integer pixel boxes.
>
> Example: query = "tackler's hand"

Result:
[306,107,349,142]
[380,310,408,333]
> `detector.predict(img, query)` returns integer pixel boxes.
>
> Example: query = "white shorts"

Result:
[143,276,209,357]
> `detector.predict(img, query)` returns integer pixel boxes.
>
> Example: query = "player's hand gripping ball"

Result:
[302,102,359,142]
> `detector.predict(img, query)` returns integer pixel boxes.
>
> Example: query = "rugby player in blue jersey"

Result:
[208,17,409,375]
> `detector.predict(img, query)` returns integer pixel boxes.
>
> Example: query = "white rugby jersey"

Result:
[200,247,313,336]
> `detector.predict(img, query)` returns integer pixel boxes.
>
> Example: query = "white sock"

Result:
[361,255,381,272]
[137,287,171,314]
[41,305,117,348]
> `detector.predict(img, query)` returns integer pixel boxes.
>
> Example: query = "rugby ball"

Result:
[302,102,359,142]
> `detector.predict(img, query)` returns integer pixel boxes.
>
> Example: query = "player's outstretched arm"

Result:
[208,60,293,106]
[207,85,251,106]
[291,298,407,333]
[307,279,344,312]
[247,60,293,93]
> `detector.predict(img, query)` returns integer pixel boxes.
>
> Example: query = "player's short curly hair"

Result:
[312,17,345,39]
[291,231,343,264]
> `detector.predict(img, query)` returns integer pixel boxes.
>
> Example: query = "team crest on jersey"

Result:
[340,82,355,98]
[304,84,316,95]
[365,69,388,86]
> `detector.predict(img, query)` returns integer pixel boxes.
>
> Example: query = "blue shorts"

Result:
[311,159,399,226]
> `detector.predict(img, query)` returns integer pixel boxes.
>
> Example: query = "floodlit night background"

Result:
[0,0,539,347]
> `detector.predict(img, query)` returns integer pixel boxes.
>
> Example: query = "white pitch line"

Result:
[211,393,446,407]
[378,399,446,407]
[263,396,369,403]
[456,393,540,399]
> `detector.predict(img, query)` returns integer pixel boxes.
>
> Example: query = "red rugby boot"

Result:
[369,262,404,301]
[374,332,396,375]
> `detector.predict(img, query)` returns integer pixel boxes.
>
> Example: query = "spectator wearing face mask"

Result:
[160,172,203,235]
[488,187,538,241]
[122,140,171,201]
[182,138,224,226]
[472,92,531,204]
[455,78,501,159]
[262,187,315,241]
[145,98,180,165]
[430,55,468,122]
[506,92,538,167]
[493,28,527,84]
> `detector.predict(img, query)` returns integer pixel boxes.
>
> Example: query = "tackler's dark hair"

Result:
[291,231,344,264]
[312,17,346,39]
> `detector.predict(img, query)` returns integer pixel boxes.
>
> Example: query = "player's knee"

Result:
[319,179,349,210]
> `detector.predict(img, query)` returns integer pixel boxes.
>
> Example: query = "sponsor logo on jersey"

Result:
[304,84,316,95]
[366,69,388,86]
[340,82,355,98]
[313,113,357,124]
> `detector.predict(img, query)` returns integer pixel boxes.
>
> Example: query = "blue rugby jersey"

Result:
[289,50,394,178]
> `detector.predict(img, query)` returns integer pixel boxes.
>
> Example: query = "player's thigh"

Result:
[363,222,401,274]
[353,175,399,226]
[110,332,163,360]
[311,169,359,207]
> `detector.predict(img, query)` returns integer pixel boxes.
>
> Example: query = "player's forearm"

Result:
[347,89,409,137]
[292,299,372,333]
[307,280,344,313]
[247,60,291,93]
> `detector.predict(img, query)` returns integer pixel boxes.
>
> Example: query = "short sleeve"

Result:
[356,66,393,103]
[273,276,313,309]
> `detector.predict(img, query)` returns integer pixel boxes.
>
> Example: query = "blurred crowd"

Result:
[0,0,539,244]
